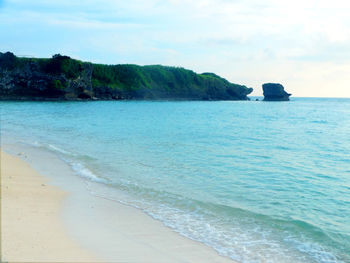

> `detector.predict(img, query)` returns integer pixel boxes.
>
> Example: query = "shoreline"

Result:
[1,144,236,262]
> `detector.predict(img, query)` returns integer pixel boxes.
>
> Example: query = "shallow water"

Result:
[1,98,350,263]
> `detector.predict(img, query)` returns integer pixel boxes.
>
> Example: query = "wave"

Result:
[92,181,349,263]
[67,160,107,183]
[29,141,75,156]
[48,144,74,155]
[29,141,108,184]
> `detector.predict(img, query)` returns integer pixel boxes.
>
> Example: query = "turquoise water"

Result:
[1,98,350,263]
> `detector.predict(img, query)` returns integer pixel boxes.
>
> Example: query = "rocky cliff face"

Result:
[0,52,253,100]
[262,83,291,101]
[0,52,95,100]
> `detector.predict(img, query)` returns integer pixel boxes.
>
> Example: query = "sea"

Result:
[1,98,349,263]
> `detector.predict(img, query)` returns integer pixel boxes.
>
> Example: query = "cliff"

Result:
[262,83,291,101]
[0,52,253,100]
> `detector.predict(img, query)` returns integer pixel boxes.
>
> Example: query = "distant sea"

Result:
[1,98,349,263]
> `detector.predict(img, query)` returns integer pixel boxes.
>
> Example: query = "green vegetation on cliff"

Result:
[0,52,253,100]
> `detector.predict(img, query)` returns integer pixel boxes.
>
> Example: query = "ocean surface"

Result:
[1,98,349,263]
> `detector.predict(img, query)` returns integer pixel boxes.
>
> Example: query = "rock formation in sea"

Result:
[0,52,253,101]
[262,83,291,101]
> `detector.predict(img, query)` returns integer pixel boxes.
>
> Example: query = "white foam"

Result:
[68,161,107,183]
[48,144,74,155]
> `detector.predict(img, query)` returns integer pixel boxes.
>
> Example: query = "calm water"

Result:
[1,98,350,263]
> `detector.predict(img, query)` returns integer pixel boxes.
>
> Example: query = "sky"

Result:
[0,0,349,97]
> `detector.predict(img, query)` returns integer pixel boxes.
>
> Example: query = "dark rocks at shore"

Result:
[262,83,291,101]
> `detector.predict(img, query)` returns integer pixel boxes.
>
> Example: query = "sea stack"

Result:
[262,83,291,101]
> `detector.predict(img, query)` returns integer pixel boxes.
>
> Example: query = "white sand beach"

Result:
[1,151,98,262]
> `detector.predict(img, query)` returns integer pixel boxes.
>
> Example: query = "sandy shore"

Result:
[1,151,99,262]
[1,148,235,262]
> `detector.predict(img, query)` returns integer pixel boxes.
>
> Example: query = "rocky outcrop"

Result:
[0,52,96,100]
[262,83,291,101]
[0,52,253,101]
